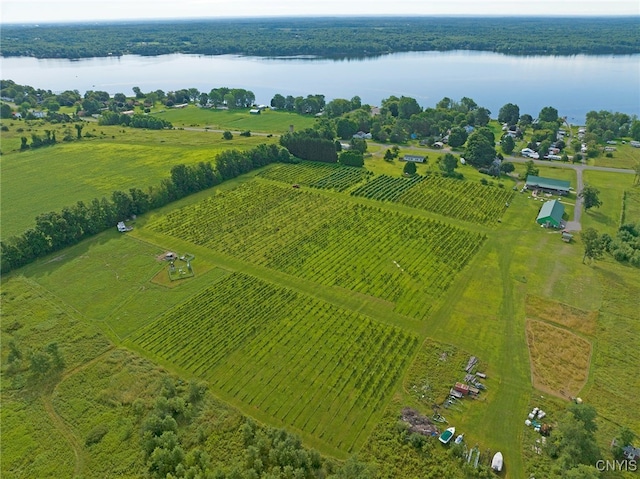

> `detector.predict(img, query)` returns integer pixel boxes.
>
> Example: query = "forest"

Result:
[1,16,639,59]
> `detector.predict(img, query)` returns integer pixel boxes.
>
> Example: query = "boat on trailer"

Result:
[439,426,456,444]
[491,451,504,472]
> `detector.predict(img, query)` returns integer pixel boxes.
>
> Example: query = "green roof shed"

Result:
[536,199,565,228]
[526,175,571,195]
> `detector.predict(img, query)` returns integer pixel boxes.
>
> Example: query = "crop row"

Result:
[148,182,485,319]
[396,175,515,224]
[258,161,371,191]
[130,272,417,452]
[351,174,424,202]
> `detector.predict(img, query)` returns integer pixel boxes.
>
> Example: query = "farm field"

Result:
[157,106,317,133]
[350,173,514,225]
[0,123,276,239]
[130,272,418,454]
[2,146,639,479]
[145,181,486,319]
[258,161,373,191]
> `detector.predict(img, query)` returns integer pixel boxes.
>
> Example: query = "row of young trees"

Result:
[0,143,294,274]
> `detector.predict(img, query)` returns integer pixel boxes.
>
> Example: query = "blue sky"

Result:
[1,0,638,23]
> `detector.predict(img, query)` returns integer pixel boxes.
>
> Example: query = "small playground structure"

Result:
[166,253,195,281]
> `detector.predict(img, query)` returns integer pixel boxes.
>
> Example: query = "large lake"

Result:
[1,51,639,124]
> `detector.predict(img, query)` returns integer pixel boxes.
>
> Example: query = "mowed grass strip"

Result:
[146,181,485,319]
[525,319,592,399]
[129,272,418,453]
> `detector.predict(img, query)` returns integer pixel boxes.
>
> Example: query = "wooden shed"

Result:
[454,382,470,395]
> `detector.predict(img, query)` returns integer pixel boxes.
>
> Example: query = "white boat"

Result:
[454,434,464,444]
[491,451,504,472]
[438,426,456,444]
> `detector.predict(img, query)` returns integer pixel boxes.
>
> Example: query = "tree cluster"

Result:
[601,222,640,266]
[3,18,638,60]
[585,110,633,143]
[270,93,325,115]
[339,150,364,167]
[280,129,338,163]
[0,144,293,274]
[97,111,170,129]
[547,403,601,476]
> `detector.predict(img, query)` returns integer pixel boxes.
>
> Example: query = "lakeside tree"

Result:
[580,185,602,210]
[538,106,559,123]
[498,102,520,125]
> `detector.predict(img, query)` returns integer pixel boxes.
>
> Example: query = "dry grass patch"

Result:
[525,295,598,336]
[526,320,592,399]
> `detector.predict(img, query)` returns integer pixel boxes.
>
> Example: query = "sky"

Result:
[1,0,638,24]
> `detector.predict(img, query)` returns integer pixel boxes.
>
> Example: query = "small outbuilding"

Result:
[454,382,470,395]
[536,200,565,228]
[403,155,426,163]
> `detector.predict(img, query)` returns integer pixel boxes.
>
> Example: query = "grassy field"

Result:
[525,319,592,398]
[155,106,317,132]
[0,123,276,239]
[582,170,633,235]
[2,150,639,478]
[590,142,640,170]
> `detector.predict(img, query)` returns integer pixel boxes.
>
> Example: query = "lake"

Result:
[1,51,639,124]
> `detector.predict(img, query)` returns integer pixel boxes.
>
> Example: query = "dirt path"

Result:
[40,348,115,478]
[41,395,85,478]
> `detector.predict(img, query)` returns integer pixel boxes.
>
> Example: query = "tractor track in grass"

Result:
[40,348,115,478]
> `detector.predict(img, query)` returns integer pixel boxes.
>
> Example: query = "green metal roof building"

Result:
[536,199,565,228]
[526,175,571,195]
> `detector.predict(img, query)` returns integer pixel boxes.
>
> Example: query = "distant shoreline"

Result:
[2,17,638,60]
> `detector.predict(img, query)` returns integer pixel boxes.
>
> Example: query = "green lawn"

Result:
[582,170,633,235]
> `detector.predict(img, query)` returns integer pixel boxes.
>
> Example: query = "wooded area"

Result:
[2,17,638,59]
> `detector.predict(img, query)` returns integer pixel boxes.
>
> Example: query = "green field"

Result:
[157,106,317,132]
[145,181,485,318]
[0,123,276,239]
[131,272,417,453]
[3,145,639,478]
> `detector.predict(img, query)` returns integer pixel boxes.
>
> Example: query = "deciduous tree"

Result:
[580,185,602,210]
[581,227,603,264]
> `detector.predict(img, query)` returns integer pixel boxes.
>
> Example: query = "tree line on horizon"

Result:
[1,17,638,59]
